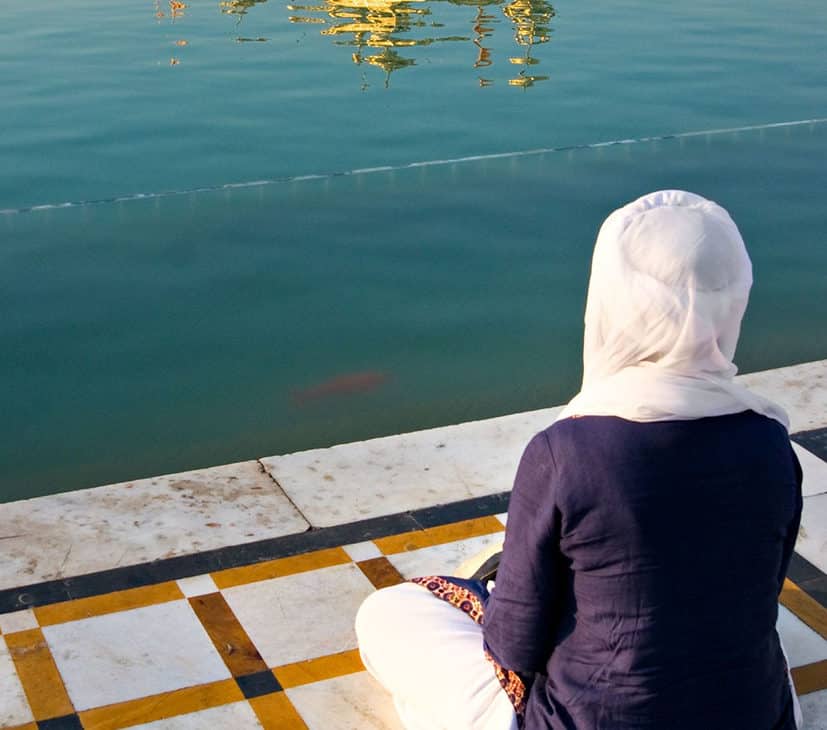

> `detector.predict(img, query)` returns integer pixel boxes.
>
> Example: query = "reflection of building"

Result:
[288,0,469,86]
[150,0,556,86]
[287,0,555,87]
[154,0,189,65]
[445,0,499,84]
[154,0,188,20]
[219,0,269,16]
[220,0,270,40]
[502,0,553,86]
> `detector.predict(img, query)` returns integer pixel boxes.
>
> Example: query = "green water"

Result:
[3,125,827,499]
[2,0,826,209]
[1,0,826,499]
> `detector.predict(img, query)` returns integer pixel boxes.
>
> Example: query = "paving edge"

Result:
[0,492,510,613]
[3,486,827,618]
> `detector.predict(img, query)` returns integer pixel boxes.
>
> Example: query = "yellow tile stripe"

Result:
[213,547,351,589]
[781,579,827,640]
[374,515,504,555]
[4,628,74,721]
[357,556,406,589]
[78,678,243,730]
[34,582,183,627]
[188,592,269,677]
[250,692,309,730]
[2,724,37,730]
[274,649,365,689]
[792,658,827,696]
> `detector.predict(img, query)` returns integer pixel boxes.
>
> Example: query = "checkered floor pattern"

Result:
[1,512,826,730]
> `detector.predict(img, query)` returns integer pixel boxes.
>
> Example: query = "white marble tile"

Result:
[176,574,219,598]
[737,359,827,433]
[796,492,827,575]
[0,608,38,634]
[0,637,33,727]
[287,671,404,730]
[222,563,375,668]
[343,541,382,562]
[495,512,508,526]
[263,407,563,527]
[801,689,827,730]
[793,443,827,498]
[387,533,506,580]
[129,701,263,730]
[777,605,827,668]
[43,600,230,711]
[0,460,309,590]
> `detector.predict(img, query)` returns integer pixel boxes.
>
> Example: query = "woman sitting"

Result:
[355,190,803,730]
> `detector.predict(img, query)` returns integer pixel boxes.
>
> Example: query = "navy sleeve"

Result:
[778,444,804,592]
[483,430,562,674]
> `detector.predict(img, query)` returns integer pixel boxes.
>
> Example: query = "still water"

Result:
[1,0,826,499]
[2,0,827,209]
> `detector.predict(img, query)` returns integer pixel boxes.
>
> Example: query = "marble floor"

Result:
[1,507,826,729]
[1,359,827,729]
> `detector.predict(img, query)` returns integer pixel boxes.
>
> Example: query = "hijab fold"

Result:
[559,190,789,429]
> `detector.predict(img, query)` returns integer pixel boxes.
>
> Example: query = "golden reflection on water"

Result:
[154,0,555,86]
[220,0,269,14]
[288,0,555,87]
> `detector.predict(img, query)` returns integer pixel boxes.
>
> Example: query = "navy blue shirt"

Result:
[483,411,803,730]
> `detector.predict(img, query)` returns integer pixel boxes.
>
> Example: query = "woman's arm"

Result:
[483,430,563,675]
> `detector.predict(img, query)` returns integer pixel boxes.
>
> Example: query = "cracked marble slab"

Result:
[0,461,309,590]
[262,407,564,527]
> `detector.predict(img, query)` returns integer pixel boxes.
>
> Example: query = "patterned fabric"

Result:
[410,576,528,723]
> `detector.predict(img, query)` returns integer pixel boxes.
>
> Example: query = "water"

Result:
[1,0,826,499]
[2,0,826,209]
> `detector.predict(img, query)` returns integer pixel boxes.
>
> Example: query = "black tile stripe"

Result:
[236,670,283,699]
[788,553,827,609]
[37,715,83,730]
[415,492,510,529]
[0,492,508,614]
[791,426,827,462]
[788,551,825,585]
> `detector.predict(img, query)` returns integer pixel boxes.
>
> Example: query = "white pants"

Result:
[355,582,519,730]
[356,583,803,730]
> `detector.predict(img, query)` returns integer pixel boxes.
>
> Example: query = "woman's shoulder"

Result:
[545,410,786,440]
[541,410,792,468]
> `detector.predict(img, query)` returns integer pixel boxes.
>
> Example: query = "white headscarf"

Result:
[558,190,789,429]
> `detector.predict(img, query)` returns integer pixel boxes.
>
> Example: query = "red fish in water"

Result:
[291,371,389,405]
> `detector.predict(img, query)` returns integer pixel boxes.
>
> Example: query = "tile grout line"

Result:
[255,459,315,531]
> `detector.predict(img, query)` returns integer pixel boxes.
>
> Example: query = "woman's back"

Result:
[484,411,802,729]
[356,192,805,730]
